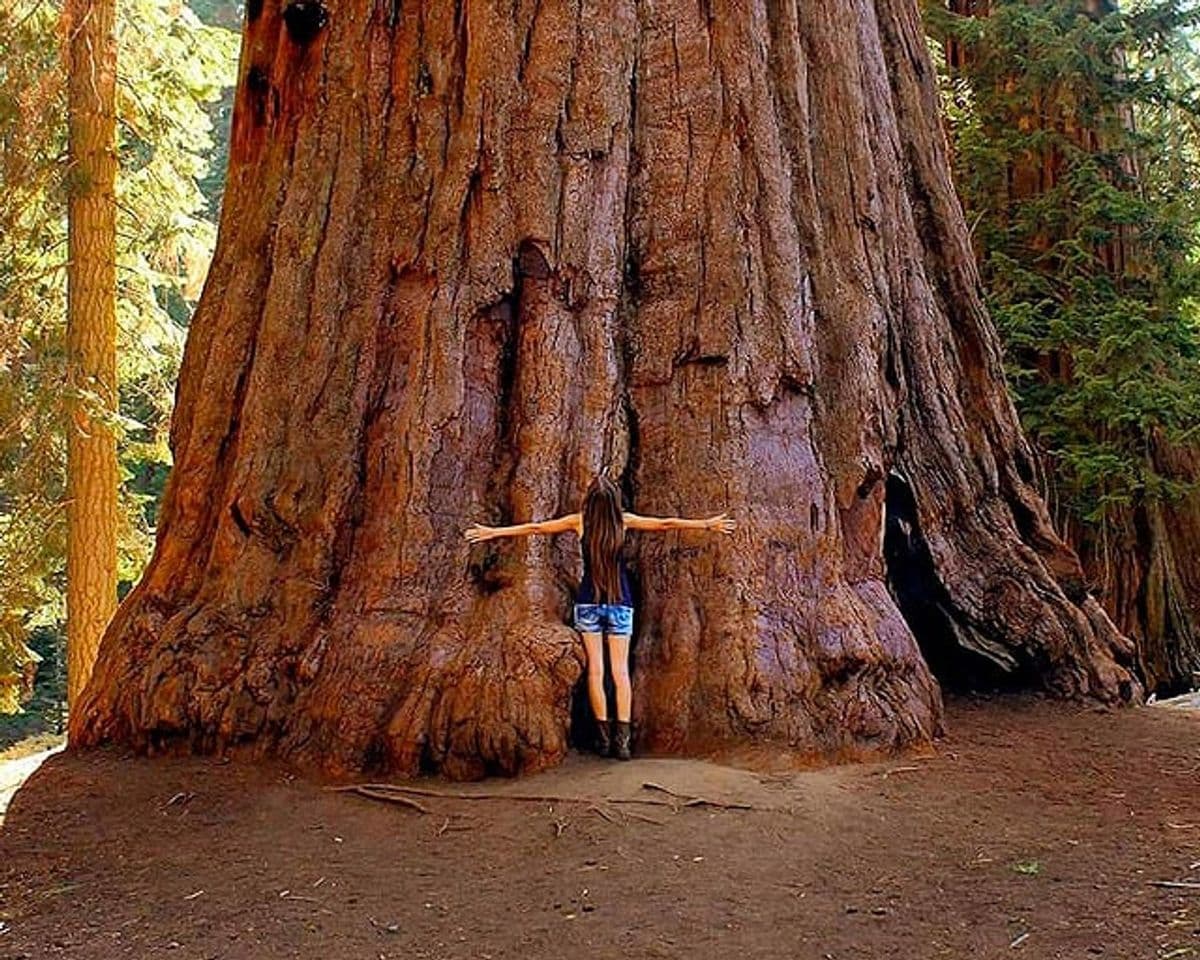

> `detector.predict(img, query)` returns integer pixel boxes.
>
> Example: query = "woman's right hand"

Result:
[464,523,494,543]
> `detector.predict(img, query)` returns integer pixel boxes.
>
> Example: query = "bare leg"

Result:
[606,633,632,722]
[581,632,607,721]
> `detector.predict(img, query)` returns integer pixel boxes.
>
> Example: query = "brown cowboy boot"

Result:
[594,719,612,757]
[613,721,633,761]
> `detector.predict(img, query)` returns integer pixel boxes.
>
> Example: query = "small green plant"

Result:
[1012,859,1043,876]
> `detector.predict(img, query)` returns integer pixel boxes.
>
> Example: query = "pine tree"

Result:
[63,0,119,708]
[926,0,1200,691]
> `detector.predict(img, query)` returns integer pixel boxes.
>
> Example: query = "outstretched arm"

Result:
[624,511,735,535]
[464,513,582,543]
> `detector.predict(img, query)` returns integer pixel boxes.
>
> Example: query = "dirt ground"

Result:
[0,697,1197,960]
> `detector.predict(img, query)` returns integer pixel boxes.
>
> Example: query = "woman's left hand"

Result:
[707,513,736,535]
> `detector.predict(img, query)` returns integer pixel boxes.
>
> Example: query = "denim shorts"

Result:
[573,603,634,636]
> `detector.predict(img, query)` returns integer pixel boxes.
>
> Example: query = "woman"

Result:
[464,475,735,760]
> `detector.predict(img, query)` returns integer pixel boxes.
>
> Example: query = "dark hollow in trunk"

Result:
[883,473,1033,694]
[74,0,1138,779]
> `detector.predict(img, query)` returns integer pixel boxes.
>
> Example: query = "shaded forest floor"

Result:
[1,698,1197,960]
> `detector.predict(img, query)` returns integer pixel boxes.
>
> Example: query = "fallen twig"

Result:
[588,804,617,824]
[882,765,921,779]
[332,782,757,812]
[640,781,688,803]
[641,781,754,810]
[332,783,605,804]
[345,785,431,813]
[1149,881,1200,891]
[620,808,667,826]
[36,883,82,900]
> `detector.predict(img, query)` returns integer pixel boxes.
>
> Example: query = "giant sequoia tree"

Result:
[75,0,1140,779]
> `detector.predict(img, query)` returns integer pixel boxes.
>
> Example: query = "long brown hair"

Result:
[582,475,624,603]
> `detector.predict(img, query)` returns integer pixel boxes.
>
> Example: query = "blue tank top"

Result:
[578,546,633,606]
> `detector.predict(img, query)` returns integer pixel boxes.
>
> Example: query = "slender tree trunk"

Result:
[64,0,119,713]
[74,0,1137,779]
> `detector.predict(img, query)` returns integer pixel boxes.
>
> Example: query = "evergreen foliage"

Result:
[926,0,1200,525]
[0,0,237,718]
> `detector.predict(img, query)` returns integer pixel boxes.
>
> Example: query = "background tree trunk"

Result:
[74,0,1137,778]
[1063,442,1200,694]
[64,0,119,711]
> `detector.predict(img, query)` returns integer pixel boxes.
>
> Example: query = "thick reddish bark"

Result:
[74,0,1138,779]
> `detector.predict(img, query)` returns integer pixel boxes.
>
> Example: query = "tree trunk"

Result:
[73,0,1138,779]
[64,0,119,711]
[1062,440,1200,694]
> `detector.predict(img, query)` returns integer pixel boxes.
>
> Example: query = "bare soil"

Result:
[1,698,1197,960]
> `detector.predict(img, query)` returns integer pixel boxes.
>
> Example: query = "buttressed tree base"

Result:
[75,0,1139,779]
